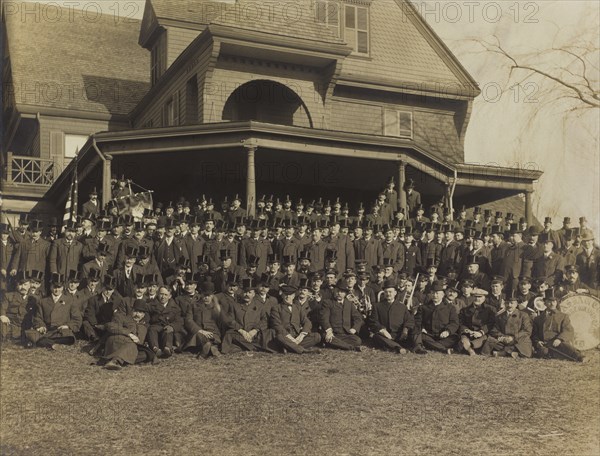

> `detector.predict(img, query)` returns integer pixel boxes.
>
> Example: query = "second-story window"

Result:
[163,92,180,127]
[344,4,369,55]
[151,31,166,86]
[315,0,340,37]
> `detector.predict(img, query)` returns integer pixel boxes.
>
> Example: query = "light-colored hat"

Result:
[472,288,488,297]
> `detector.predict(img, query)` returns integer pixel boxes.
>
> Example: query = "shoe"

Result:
[163,347,173,358]
[446,348,454,355]
[492,350,500,357]
[209,345,221,358]
[304,348,322,355]
[153,347,163,358]
[104,359,122,371]
[355,346,368,352]
[510,351,520,360]
[414,347,427,355]
[395,346,407,355]
[579,356,590,364]
[467,348,477,357]
[24,341,34,349]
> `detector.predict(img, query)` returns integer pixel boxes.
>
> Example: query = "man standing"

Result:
[82,188,100,219]
[576,229,600,290]
[404,179,421,217]
[15,219,50,278]
[49,221,83,281]
[1,223,20,293]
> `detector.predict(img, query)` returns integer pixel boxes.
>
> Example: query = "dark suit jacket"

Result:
[34,295,82,333]
[224,299,268,332]
[532,310,574,344]
[368,298,414,339]
[271,302,312,337]
[415,301,459,337]
[321,298,363,336]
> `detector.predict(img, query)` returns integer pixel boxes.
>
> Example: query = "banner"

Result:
[114,191,153,219]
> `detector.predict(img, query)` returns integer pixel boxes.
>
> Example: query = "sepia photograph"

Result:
[1,0,599,454]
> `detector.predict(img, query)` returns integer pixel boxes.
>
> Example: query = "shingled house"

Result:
[3,0,542,222]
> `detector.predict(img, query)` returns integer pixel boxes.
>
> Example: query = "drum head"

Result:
[560,293,600,351]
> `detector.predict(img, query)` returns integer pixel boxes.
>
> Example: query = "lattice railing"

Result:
[6,153,57,186]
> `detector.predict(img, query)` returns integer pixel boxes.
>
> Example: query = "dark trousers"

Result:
[418,333,459,352]
[326,333,362,351]
[221,329,273,354]
[372,333,413,351]
[273,332,321,353]
[147,325,174,350]
[536,340,583,362]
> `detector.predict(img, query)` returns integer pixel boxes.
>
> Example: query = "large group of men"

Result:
[1,177,598,370]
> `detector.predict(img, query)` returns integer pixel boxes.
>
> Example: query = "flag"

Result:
[114,191,153,219]
[63,150,78,227]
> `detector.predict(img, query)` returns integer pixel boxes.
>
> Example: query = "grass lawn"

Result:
[1,343,599,456]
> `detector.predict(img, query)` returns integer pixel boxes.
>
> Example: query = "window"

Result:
[186,75,198,125]
[383,109,412,138]
[315,0,340,37]
[64,134,89,159]
[163,92,180,127]
[151,32,167,86]
[344,4,369,55]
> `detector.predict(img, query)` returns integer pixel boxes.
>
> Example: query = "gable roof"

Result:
[143,0,344,45]
[338,0,479,96]
[4,5,150,117]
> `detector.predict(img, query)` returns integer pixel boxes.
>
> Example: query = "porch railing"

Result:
[5,152,58,186]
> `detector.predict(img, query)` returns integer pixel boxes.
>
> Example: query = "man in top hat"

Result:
[1,222,20,293]
[25,274,82,349]
[221,278,271,354]
[81,241,110,287]
[531,233,563,287]
[82,219,115,265]
[576,229,600,289]
[225,195,246,225]
[383,177,399,213]
[115,221,153,269]
[414,280,460,354]
[461,254,490,291]
[541,217,562,252]
[438,224,461,277]
[280,255,302,288]
[482,290,533,358]
[183,279,223,358]
[532,289,586,362]
[155,219,188,277]
[147,285,184,358]
[320,280,364,351]
[559,228,581,268]
[179,216,206,276]
[113,246,143,298]
[458,288,496,356]
[379,224,403,273]
[10,214,31,244]
[82,274,126,342]
[1,271,36,343]
[81,187,100,217]
[15,219,50,278]
[44,218,60,243]
[500,224,530,293]
[49,221,83,281]
[404,179,421,217]
[369,279,417,353]
[489,224,509,276]
[353,222,382,271]
[212,250,243,294]
[401,226,422,278]
[62,270,87,312]
[240,221,272,275]
[269,285,321,354]
[275,219,301,259]
[137,245,162,281]
[304,224,329,273]
[112,175,131,199]
[76,267,103,314]
[419,223,442,270]
[326,217,355,274]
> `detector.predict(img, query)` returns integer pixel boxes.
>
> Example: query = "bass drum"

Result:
[559,293,600,351]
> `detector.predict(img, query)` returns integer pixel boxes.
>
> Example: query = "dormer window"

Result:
[151,31,167,86]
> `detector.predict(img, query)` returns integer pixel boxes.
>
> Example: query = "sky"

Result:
[18,0,600,233]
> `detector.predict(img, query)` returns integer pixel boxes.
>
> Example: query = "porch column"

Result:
[397,160,407,213]
[525,190,533,226]
[102,154,113,208]
[243,140,257,218]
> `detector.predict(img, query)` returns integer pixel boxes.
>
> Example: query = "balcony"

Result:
[2,152,59,198]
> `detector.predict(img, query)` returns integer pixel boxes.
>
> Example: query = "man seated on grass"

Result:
[481,290,533,359]
[147,286,183,358]
[414,280,460,354]
[102,299,156,370]
[321,280,364,351]
[0,271,36,344]
[221,278,272,354]
[270,285,321,354]
[83,275,126,350]
[25,274,82,350]
[458,288,496,356]
[368,279,416,354]
[532,289,587,362]
[183,279,223,359]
